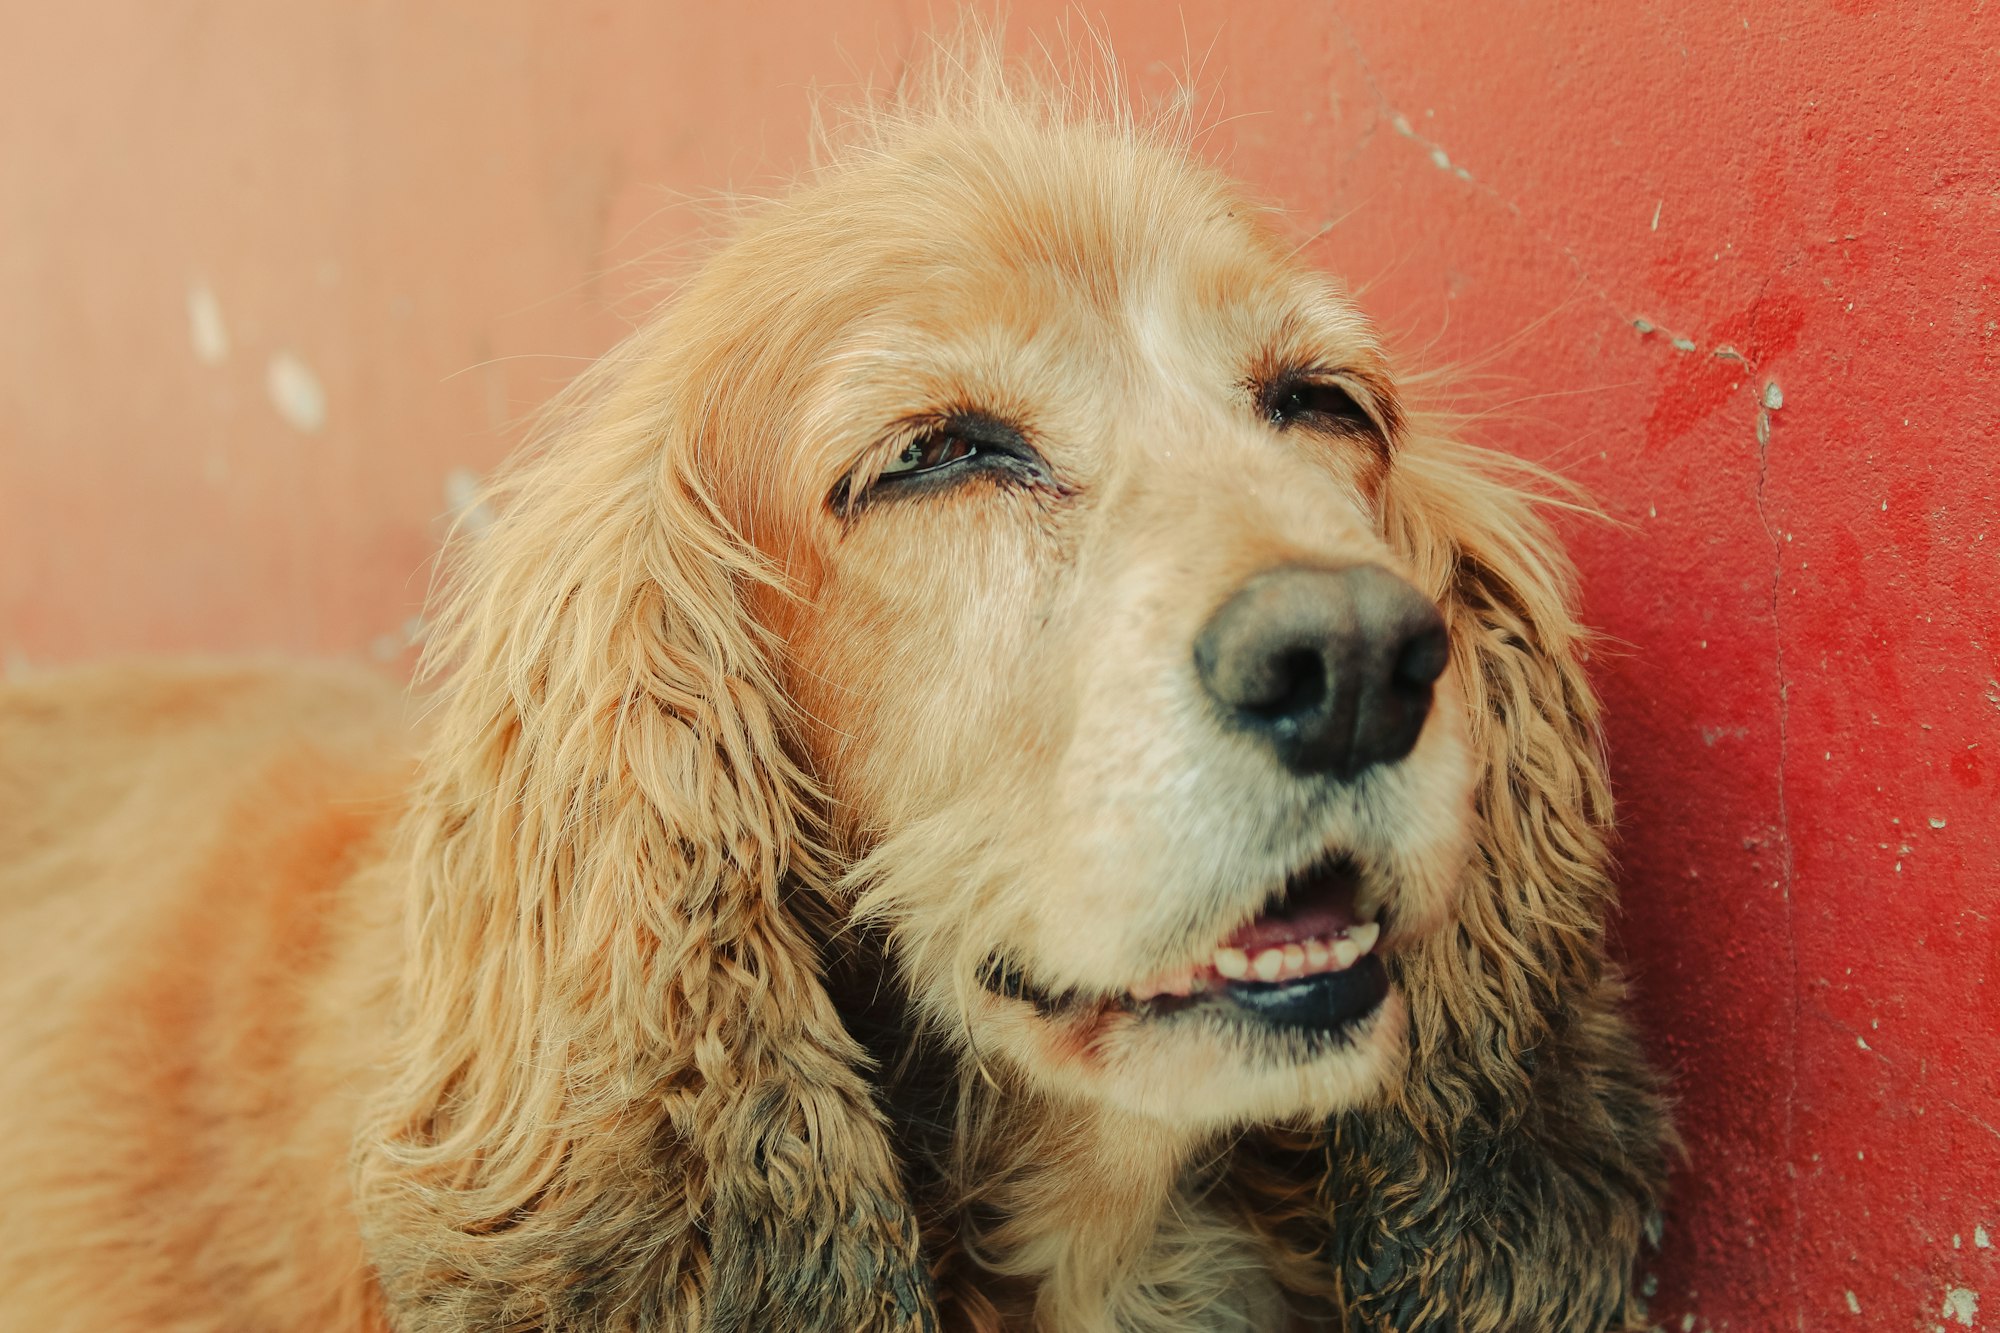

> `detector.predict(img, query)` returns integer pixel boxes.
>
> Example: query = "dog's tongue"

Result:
[1222,866,1361,951]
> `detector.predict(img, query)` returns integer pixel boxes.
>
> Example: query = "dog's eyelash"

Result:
[878,430,982,478]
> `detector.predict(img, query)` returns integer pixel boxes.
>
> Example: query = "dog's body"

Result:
[0,665,404,1330]
[0,47,1670,1333]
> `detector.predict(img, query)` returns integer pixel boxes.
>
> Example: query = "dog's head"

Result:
[651,94,1482,1129]
[368,49,1618,1326]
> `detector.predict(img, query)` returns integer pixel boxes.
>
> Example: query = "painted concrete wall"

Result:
[3,3,1994,1327]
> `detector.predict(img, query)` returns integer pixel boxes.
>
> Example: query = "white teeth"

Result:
[1142,921,1385,1002]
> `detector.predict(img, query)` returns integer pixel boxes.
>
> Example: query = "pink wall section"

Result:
[4,3,1994,1326]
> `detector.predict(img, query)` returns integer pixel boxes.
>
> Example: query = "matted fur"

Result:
[0,35,1670,1333]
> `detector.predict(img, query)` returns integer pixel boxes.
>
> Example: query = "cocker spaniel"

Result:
[0,41,1671,1333]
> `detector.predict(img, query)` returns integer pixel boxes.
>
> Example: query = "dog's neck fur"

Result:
[827,930,1321,1332]
[947,1083,1293,1332]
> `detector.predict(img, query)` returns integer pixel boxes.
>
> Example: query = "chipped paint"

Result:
[265,351,326,434]
[1390,110,1475,182]
[1845,1290,1861,1314]
[186,281,229,365]
[1942,1287,1978,1327]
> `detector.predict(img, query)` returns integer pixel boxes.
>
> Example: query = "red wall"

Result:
[3,4,1994,1326]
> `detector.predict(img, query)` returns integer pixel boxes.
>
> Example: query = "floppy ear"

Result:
[352,338,937,1332]
[1314,424,1675,1333]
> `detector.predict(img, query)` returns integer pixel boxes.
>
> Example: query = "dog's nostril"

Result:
[1194,564,1446,780]
[1240,647,1328,719]
[1395,626,1451,690]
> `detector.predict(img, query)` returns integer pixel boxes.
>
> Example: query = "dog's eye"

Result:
[878,430,981,478]
[831,412,1055,518]
[1262,376,1380,440]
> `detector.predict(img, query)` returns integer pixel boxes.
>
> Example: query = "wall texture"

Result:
[3,3,1994,1327]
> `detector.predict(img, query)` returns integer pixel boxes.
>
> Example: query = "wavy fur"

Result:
[0,31,1669,1333]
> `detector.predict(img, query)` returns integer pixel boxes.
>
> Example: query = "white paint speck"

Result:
[1671,335,1699,352]
[1942,1287,1977,1326]
[1763,380,1784,410]
[444,466,494,537]
[1977,1225,1991,1249]
[1681,1316,1695,1332]
[1857,1035,1870,1051]
[1930,817,1948,829]
[1652,199,1663,231]
[266,351,327,433]
[1845,1290,1860,1314]
[187,281,229,365]
[1428,146,1452,171]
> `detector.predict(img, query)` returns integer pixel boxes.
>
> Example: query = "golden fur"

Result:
[0,41,1670,1333]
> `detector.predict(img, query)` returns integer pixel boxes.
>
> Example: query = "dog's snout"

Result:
[1193,564,1448,780]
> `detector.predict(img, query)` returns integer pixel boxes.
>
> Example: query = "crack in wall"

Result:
[1752,373,1804,1320]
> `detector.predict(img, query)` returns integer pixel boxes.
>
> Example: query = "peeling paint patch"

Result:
[186,281,229,365]
[1942,1287,1978,1326]
[266,351,327,433]
[1977,1225,1992,1248]
[1763,380,1785,410]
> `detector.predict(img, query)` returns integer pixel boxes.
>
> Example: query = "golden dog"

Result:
[0,43,1670,1333]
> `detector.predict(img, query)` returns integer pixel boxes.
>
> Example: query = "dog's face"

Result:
[700,117,1477,1130]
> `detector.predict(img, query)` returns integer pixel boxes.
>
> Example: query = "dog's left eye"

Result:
[1262,375,1381,441]
[879,430,981,478]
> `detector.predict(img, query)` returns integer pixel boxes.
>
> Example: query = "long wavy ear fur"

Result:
[1314,422,1674,1332]
[352,321,936,1331]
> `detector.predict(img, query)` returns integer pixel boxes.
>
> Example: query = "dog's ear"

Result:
[1314,424,1673,1332]
[353,335,937,1333]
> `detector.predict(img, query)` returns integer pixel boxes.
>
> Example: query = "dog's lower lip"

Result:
[1211,955,1390,1031]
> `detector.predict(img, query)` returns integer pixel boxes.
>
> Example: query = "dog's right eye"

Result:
[831,412,1052,517]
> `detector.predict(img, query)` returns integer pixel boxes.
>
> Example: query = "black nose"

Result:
[1193,564,1448,780]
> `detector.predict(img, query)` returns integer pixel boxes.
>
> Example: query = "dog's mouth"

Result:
[980,854,1393,1037]
[1128,855,1390,1033]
